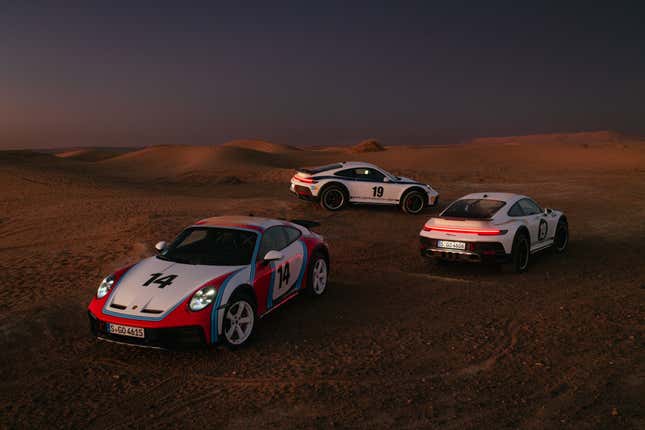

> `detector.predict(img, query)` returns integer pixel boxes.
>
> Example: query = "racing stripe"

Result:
[210,267,245,344]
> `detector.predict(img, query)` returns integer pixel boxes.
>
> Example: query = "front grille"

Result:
[88,312,206,349]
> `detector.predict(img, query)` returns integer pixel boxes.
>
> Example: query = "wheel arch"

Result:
[558,214,568,225]
[311,243,330,267]
[319,181,349,198]
[400,185,429,204]
[515,224,530,239]
[228,283,257,308]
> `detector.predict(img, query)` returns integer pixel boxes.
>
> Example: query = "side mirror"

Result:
[383,177,390,182]
[544,208,553,215]
[263,250,283,262]
[155,241,168,253]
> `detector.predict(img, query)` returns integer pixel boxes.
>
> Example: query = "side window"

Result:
[354,168,385,182]
[335,169,356,178]
[284,227,301,245]
[257,227,288,260]
[518,198,541,215]
[507,202,524,217]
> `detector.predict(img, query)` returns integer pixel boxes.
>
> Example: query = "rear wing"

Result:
[289,219,321,230]
[296,163,343,175]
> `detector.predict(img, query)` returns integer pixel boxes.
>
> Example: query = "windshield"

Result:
[159,227,257,266]
[441,199,506,219]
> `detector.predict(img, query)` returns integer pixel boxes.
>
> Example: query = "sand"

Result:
[1,132,644,429]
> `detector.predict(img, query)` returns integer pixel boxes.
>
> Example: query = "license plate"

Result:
[437,240,466,250]
[107,323,145,338]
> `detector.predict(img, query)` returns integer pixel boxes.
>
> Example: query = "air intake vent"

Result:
[141,309,163,314]
[110,303,126,310]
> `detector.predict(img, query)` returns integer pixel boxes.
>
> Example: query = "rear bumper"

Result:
[88,311,207,349]
[419,237,510,264]
[290,183,317,201]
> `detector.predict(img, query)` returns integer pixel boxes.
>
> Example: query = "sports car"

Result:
[290,161,439,214]
[419,192,568,272]
[88,216,329,348]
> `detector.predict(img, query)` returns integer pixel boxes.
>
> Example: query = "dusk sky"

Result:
[2,2,644,149]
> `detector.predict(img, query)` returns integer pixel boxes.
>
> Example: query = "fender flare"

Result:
[311,244,330,267]
[400,185,429,205]
[318,181,349,199]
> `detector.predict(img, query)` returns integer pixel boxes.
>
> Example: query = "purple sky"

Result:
[1,1,644,149]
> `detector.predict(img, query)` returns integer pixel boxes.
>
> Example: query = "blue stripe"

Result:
[210,268,245,344]
[294,240,308,291]
[266,261,276,309]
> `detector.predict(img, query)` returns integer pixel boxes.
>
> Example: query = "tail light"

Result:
[422,226,507,236]
[293,175,316,184]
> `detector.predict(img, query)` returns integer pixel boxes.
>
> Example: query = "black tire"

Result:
[553,219,569,253]
[320,185,347,211]
[306,252,329,296]
[222,290,256,349]
[400,190,426,214]
[511,231,530,273]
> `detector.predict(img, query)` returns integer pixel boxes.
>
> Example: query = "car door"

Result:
[253,226,305,312]
[351,167,388,202]
[517,198,549,250]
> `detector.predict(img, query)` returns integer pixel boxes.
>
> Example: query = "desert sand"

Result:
[1,132,644,429]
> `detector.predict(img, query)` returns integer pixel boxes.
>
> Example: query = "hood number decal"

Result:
[143,273,178,289]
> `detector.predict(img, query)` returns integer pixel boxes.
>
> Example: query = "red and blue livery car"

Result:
[88,216,330,348]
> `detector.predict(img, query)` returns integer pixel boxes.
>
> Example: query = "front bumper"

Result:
[88,311,207,349]
[419,237,509,264]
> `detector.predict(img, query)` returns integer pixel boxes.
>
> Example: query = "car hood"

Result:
[105,256,245,319]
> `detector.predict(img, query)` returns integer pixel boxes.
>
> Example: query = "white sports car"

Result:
[419,192,568,272]
[290,161,439,214]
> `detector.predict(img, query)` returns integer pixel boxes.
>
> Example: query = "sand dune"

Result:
[220,139,301,153]
[55,148,131,162]
[351,139,386,153]
[18,131,638,185]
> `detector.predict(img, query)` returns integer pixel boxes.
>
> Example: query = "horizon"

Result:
[2,2,644,149]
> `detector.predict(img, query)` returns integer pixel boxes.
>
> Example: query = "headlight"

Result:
[97,274,115,299]
[189,285,217,311]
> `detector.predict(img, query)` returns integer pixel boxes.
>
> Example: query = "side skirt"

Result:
[260,291,301,319]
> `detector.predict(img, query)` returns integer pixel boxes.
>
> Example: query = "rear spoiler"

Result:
[296,167,315,175]
[290,219,321,229]
[296,163,344,175]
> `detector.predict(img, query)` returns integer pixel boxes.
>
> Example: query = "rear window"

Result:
[298,163,343,174]
[441,199,506,219]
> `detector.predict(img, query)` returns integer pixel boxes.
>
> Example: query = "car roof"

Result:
[338,161,380,169]
[458,192,527,204]
[191,216,288,231]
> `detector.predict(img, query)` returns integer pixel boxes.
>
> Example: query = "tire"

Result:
[400,190,426,214]
[511,231,530,273]
[222,290,256,349]
[306,252,329,296]
[553,219,569,253]
[320,185,347,211]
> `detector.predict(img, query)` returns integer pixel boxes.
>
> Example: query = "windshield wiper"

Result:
[156,254,191,264]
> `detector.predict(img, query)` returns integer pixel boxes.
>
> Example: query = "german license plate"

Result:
[437,240,466,250]
[107,323,145,338]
